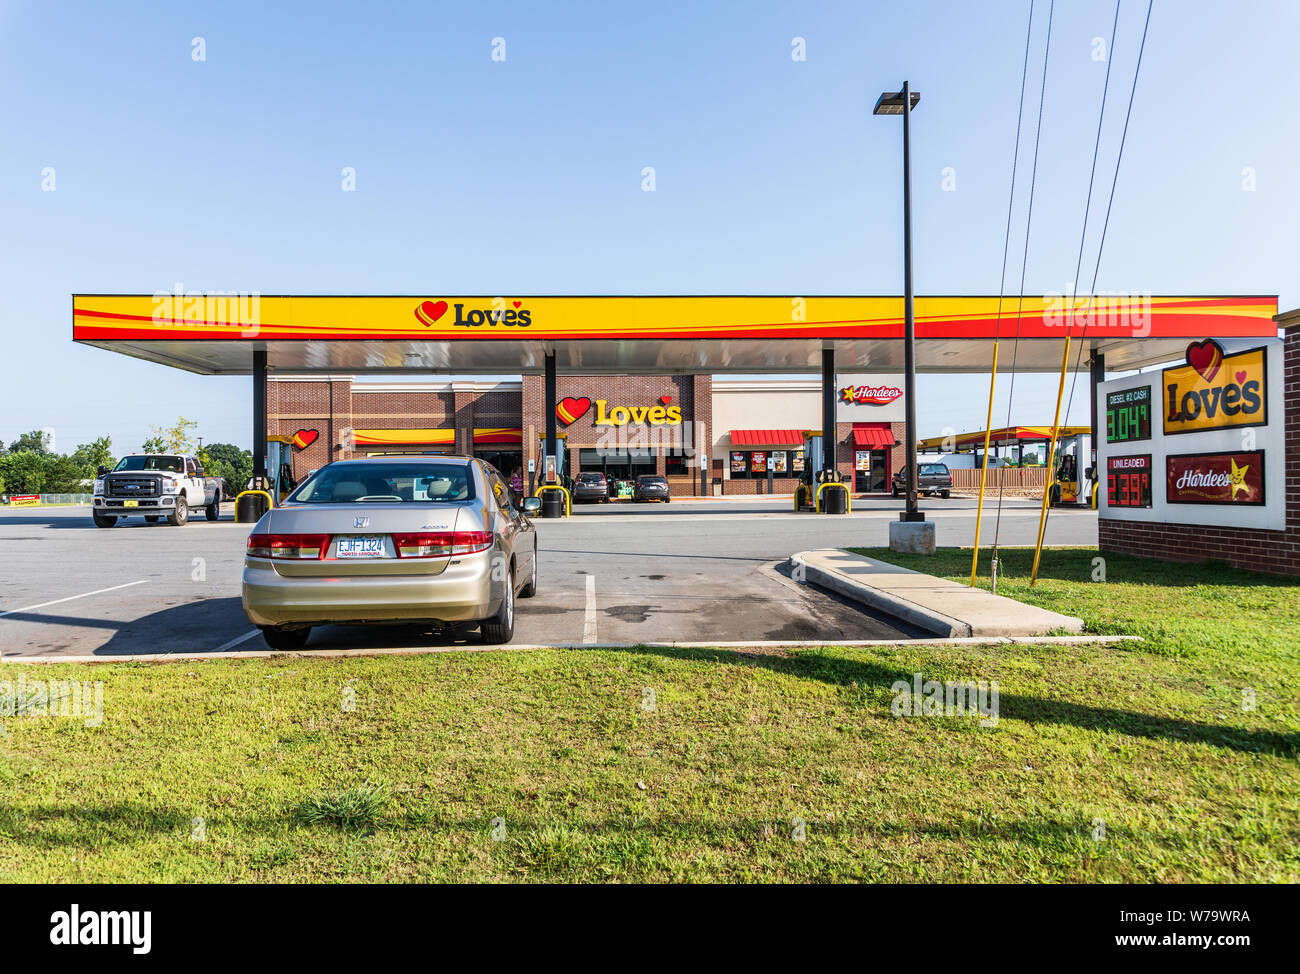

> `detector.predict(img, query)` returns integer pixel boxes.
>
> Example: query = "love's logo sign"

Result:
[414,300,448,326]
[291,429,319,450]
[1163,342,1267,435]
[556,397,591,425]
[1185,339,1223,383]
[414,299,531,328]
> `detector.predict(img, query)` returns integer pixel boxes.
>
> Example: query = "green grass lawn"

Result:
[1,547,1296,883]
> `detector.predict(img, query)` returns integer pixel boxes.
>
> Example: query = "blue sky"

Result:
[1,0,1295,455]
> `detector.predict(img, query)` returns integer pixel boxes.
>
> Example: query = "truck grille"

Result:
[107,476,161,498]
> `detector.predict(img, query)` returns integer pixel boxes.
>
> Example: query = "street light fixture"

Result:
[875,81,925,524]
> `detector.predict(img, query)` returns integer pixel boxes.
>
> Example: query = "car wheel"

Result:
[480,567,515,644]
[941,491,950,499]
[206,492,221,520]
[891,487,899,498]
[519,545,538,598]
[167,497,189,526]
[664,496,670,503]
[92,512,117,528]
[260,626,311,650]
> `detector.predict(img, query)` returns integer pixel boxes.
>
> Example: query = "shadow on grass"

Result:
[605,644,1299,757]
[0,800,1131,863]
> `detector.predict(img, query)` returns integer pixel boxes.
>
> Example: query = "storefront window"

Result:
[729,449,801,478]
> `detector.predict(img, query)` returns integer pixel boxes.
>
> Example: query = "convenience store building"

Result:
[267,372,908,496]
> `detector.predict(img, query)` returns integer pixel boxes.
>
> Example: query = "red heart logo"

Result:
[292,428,319,449]
[1186,339,1223,384]
[512,300,522,309]
[660,395,672,406]
[414,299,448,326]
[1235,370,1247,384]
[556,396,591,425]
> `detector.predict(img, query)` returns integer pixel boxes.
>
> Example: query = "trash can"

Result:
[822,483,848,515]
[542,490,565,518]
[236,491,270,524]
[712,477,723,497]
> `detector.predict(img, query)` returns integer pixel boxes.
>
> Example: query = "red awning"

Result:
[729,429,804,447]
[852,427,896,448]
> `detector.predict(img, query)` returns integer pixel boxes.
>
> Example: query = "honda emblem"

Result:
[353,516,369,528]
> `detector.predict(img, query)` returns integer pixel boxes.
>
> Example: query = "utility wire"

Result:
[1062,0,1155,448]
[991,0,1055,561]
[969,0,1037,588]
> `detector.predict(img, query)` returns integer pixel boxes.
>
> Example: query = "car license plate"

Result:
[336,535,385,559]
[123,500,139,508]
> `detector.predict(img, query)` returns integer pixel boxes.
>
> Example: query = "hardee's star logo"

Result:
[1229,457,1250,499]
[839,386,855,403]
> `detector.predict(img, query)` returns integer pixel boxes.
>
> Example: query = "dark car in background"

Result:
[891,463,952,499]
[633,474,671,503]
[572,471,610,503]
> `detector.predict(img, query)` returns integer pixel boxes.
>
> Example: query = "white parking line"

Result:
[583,574,597,644]
[0,579,149,619]
[211,629,260,653]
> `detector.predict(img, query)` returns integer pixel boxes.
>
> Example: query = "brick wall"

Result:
[269,378,522,479]
[1098,325,1300,577]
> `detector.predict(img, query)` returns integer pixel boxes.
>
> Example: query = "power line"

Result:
[992,0,1055,560]
[968,0,1037,587]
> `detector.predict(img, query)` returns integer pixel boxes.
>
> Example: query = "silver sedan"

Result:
[242,456,538,649]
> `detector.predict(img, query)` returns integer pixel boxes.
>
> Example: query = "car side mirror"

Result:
[521,496,542,515]
[97,465,110,476]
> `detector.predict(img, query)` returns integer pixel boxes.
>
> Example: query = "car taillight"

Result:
[246,533,331,559]
[391,531,493,558]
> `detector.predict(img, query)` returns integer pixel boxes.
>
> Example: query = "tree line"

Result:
[0,417,252,497]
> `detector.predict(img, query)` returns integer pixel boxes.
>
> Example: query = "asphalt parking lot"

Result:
[0,496,1096,658]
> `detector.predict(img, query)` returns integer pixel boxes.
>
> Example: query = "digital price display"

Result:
[1106,386,1152,443]
[1106,455,1152,508]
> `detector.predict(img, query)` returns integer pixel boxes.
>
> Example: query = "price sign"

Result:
[1106,386,1151,444]
[1106,455,1152,508]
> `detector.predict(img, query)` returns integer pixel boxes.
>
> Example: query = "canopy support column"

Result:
[821,346,835,477]
[544,350,557,481]
[1089,349,1105,476]
[253,348,267,483]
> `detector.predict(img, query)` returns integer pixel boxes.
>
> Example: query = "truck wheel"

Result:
[891,486,900,498]
[206,491,221,521]
[168,497,189,526]
[941,491,950,499]
[260,626,311,650]
[92,512,117,528]
[145,515,161,523]
[480,567,515,644]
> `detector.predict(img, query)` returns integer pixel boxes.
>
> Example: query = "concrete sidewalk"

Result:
[790,548,1085,638]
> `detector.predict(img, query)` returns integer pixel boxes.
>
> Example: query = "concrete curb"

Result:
[790,550,973,637]
[789,550,1086,638]
[0,634,1142,664]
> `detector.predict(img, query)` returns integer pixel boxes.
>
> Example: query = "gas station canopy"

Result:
[72,294,1279,375]
[917,425,1092,452]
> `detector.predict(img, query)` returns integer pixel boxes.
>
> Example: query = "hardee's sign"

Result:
[1163,340,1267,435]
[840,383,902,406]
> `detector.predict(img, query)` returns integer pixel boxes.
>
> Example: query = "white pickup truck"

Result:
[92,454,224,527]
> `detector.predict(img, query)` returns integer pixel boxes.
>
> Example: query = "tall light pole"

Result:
[874,83,924,524]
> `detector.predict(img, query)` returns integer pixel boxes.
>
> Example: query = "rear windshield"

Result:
[114,456,184,473]
[578,473,605,482]
[638,476,667,484]
[920,464,950,475]
[288,463,476,503]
